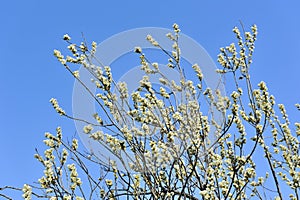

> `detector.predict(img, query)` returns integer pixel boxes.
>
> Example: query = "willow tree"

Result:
[1,24,299,200]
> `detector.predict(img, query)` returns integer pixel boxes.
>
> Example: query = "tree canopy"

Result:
[1,24,299,200]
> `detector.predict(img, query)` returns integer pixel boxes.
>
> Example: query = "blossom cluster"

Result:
[19,24,300,200]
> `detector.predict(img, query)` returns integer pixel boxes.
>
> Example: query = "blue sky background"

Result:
[1,1,300,198]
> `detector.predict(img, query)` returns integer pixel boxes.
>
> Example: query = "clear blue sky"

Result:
[1,1,300,198]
